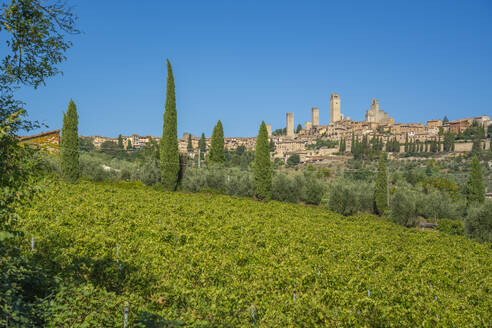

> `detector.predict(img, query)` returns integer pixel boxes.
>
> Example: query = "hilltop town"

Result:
[73,93,490,164]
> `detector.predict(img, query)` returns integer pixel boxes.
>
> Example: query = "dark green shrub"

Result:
[390,189,418,227]
[272,173,302,203]
[323,179,374,216]
[465,201,492,243]
[134,161,160,186]
[438,219,465,236]
[302,171,325,205]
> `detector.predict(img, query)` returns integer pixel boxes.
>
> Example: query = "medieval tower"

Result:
[311,107,319,126]
[286,113,294,137]
[330,93,342,123]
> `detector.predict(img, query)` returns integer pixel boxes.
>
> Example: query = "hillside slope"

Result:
[17,180,491,327]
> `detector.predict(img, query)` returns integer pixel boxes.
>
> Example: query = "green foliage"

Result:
[208,120,225,164]
[0,239,51,327]
[443,132,455,152]
[286,153,300,167]
[272,173,301,203]
[465,156,485,203]
[160,59,179,191]
[199,132,206,152]
[269,138,276,152]
[60,99,80,183]
[78,137,95,151]
[127,139,133,150]
[254,121,272,200]
[15,180,491,326]
[418,177,459,199]
[272,128,286,136]
[187,133,193,152]
[465,201,492,243]
[0,1,78,88]
[99,140,120,157]
[175,167,255,197]
[117,134,124,149]
[390,188,418,227]
[323,179,374,216]
[306,138,337,150]
[374,155,387,215]
[438,219,465,236]
[47,283,131,327]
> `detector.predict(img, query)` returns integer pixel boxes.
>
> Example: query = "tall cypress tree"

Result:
[117,134,124,149]
[374,154,388,215]
[351,132,355,154]
[160,59,179,191]
[199,132,206,152]
[60,99,80,183]
[209,120,225,164]
[127,139,132,150]
[254,121,272,200]
[466,156,485,203]
[187,134,193,152]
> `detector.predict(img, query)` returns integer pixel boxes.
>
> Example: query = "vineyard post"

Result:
[123,302,129,328]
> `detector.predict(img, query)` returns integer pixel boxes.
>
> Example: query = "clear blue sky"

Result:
[15,0,492,138]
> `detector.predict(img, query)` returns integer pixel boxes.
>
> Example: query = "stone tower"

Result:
[311,107,319,127]
[286,113,294,137]
[330,93,342,123]
[266,124,272,137]
[371,98,379,112]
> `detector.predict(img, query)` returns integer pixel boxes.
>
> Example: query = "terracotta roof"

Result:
[19,129,60,141]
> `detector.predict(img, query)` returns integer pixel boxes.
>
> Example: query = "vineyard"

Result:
[16,180,491,327]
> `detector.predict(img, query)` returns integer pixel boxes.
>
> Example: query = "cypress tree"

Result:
[254,121,272,200]
[209,120,225,164]
[187,134,193,152]
[374,154,388,215]
[199,132,206,152]
[269,139,276,153]
[118,134,124,149]
[404,134,409,153]
[60,99,80,183]
[466,156,485,203]
[127,139,132,150]
[160,59,179,191]
[351,132,355,154]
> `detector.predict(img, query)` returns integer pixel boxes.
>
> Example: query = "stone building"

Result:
[365,99,393,124]
[19,130,60,153]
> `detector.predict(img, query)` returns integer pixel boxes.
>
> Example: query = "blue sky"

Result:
[15,0,492,138]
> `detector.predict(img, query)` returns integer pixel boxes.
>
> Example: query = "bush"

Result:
[224,169,255,197]
[181,168,208,192]
[390,188,418,227]
[438,219,465,236]
[133,160,160,186]
[302,171,325,205]
[0,239,51,327]
[323,179,374,216]
[272,173,302,203]
[415,190,458,221]
[182,168,254,197]
[465,201,492,243]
